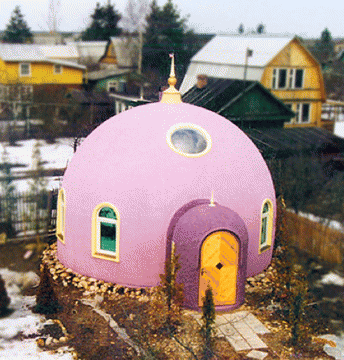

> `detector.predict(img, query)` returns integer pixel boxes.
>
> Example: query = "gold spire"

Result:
[160,54,182,104]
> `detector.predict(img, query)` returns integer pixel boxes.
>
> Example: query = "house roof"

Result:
[246,127,344,158]
[0,44,85,70]
[100,37,138,68]
[182,77,294,122]
[67,41,108,63]
[87,68,129,81]
[191,34,294,67]
[39,45,79,60]
[66,89,114,104]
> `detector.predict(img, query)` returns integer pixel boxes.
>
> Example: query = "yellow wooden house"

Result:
[0,44,85,96]
[180,35,326,128]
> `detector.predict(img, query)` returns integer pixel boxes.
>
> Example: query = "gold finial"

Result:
[209,191,215,207]
[160,53,182,104]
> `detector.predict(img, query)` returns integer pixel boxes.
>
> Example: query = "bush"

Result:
[201,285,216,360]
[0,275,10,316]
[34,264,61,314]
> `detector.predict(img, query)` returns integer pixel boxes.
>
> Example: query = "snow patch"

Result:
[320,272,344,287]
[0,268,74,359]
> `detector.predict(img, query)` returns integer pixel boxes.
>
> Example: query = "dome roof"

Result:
[58,102,275,286]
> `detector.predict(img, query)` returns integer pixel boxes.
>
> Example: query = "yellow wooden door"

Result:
[198,231,238,306]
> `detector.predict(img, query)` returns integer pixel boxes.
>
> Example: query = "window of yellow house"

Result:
[54,64,63,74]
[92,203,119,262]
[272,68,304,90]
[286,103,311,124]
[56,188,66,243]
[20,63,31,77]
[259,199,273,253]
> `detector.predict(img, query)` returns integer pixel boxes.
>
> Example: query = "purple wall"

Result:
[170,202,248,311]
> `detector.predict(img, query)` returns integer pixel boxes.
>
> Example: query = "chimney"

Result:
[196,74,208,89]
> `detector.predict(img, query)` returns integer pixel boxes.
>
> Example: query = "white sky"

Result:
[0,0,343,39]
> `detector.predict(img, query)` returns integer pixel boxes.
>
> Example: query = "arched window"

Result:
[56,188,66,243]
[259,199,273,253]
[92,203,120,261]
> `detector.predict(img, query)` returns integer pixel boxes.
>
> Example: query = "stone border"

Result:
[41,243,153,302]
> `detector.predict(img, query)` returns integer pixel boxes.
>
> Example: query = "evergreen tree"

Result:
[143,0,194,79]
[312,28,335,66]
[2,6,33,44]
[238,23,244,34]
[35,264,60,314]
[82,2,122,41]
[0,275,10,316]
[257,23,265,34]
[201,285,216,360]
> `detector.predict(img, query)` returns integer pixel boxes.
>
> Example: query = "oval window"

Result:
[167,123,212,157]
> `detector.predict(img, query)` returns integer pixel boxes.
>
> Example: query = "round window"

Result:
[167,123,212,157]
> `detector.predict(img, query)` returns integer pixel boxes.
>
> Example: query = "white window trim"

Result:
[19,63,31,77]
[54,64,63,75]
[285,103,311,124]
[96,215,118,257]
[272,68,304,90]
[108,80,118,93]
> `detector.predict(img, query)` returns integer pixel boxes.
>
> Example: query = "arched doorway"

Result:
[198,231,239,306]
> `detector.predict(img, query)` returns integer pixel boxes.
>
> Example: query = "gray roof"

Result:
[180,34,296,94]
[191,34,294,67]
[0,44,85,70]
[87,68,129,81]
[67,41,108,63]
[109,37,139,67]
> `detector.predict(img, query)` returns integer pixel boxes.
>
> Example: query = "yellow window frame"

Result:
[259,199,273,254]
[56,188,66,243]
[91,202,120,262]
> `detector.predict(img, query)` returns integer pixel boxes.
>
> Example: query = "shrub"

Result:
[0,275,10,316]
[201,285,216,360]
[34,264,61,314]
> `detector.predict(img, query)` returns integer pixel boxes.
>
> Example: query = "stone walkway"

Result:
[192,310,269,358]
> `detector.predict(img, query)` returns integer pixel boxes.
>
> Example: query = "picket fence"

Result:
[0,189,57,238]
[285,211,343,265]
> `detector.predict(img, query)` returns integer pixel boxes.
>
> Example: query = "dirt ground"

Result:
[0,240,336,360]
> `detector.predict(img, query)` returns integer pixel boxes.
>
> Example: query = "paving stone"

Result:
[231,320,268,349]
[219,322,251,351]
[214,315,229,327]
[246,350,268,359]
[244,313,270,334]
[222,311,249,323]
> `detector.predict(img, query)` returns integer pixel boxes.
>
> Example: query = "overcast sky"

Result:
[0,0,343,39]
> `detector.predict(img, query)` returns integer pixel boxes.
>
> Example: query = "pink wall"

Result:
[58,102,276,286]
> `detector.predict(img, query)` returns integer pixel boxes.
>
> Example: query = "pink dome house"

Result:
[56,61,276,311]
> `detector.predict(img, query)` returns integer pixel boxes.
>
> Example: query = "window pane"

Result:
[99,207,117,219]
[295,69,304,88]
[171,128,207,154]
[260,217,267,245]
[263,202,269,213]
[301,104,310,122]
[278,69,287,88]
[100,222,116,251]
[21,64,30,75]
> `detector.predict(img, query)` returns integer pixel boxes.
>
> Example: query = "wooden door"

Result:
[198,231,239,306]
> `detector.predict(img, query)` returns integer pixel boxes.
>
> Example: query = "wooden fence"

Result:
[285,211,343,265]
[0,189,57,239]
